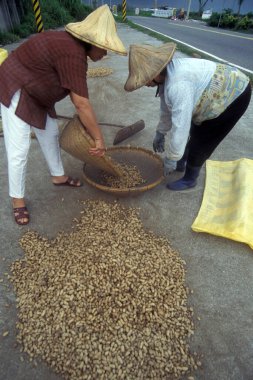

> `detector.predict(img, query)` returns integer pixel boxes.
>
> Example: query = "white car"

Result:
[202,9,212,20]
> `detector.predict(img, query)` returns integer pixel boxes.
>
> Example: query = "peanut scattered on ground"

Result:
[87,67,113,78]
[10,200,199,380]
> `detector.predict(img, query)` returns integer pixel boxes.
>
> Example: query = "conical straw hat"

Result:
[124,43,176,92]
[65,5,127,56]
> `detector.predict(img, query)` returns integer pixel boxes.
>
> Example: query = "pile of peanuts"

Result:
[87,67,113,78]
[10,200,200,380]
[101,164,146,188]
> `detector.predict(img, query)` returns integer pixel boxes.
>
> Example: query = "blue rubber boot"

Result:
[176,144,189,172]
[167,165,201,191]
[176,158,187,172]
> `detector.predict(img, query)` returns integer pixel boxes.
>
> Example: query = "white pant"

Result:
[1,90,64,198]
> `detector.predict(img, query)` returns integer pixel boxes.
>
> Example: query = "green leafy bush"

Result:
[40,0,73,29]
[207,12,220,27]
[0,31,20,45]
[1,0,92,44]
[13,12,37,37]
[221,13,237,28]
[208,12,237,29]
[14,24,34,38]
[235,16,252,30]
[19,0,33,14]
[58,0,91,21]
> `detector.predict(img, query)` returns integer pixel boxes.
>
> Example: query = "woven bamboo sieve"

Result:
[59,115,123,176]
[83,146,164,197]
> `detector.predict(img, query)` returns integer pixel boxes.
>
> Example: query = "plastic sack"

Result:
[0,48,8,65]
[192,158,253,249]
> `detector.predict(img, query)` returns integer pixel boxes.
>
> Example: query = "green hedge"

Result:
[58,0,91,21]
[207,12,253,30]
[0,0,92,45]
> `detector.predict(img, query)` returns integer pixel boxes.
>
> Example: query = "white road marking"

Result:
[133,23,253,75]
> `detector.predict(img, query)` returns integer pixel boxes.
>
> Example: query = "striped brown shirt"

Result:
[0,31,88,129]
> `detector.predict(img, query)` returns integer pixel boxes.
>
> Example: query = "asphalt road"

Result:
[128,16,253,73]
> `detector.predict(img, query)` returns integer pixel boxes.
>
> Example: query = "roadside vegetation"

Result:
[0,0,92,45]
[207,9,253,31]
[117,6,253,33]
[1,1,252,46]
[0,1,252,83]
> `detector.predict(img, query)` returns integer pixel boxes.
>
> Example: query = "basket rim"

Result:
[83,146,165,194]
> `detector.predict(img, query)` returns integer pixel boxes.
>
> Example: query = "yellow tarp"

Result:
[192,158,253,249]
[0,48,8,65]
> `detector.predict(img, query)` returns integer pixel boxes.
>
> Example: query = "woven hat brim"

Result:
[65,26,127,56]
[65,4,127,56]
[124,43,176,92]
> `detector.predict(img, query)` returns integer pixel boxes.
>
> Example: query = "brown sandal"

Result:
[53,176,83,187]
[13,207,29,225]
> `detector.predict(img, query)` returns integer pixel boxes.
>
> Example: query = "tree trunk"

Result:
[237,0,244,17]
[198,0,209,16]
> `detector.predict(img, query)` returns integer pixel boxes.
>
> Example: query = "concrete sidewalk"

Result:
[1,23,253,380]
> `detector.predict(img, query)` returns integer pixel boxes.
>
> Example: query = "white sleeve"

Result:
[156,91,172,135]
[166,82,195,161]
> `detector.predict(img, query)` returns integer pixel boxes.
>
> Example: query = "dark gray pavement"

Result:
[1,24,253,380]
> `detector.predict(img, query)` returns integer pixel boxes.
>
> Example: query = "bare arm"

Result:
[70,91,105,156]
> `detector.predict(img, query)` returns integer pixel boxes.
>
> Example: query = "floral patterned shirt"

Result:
[157,58,249,160]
